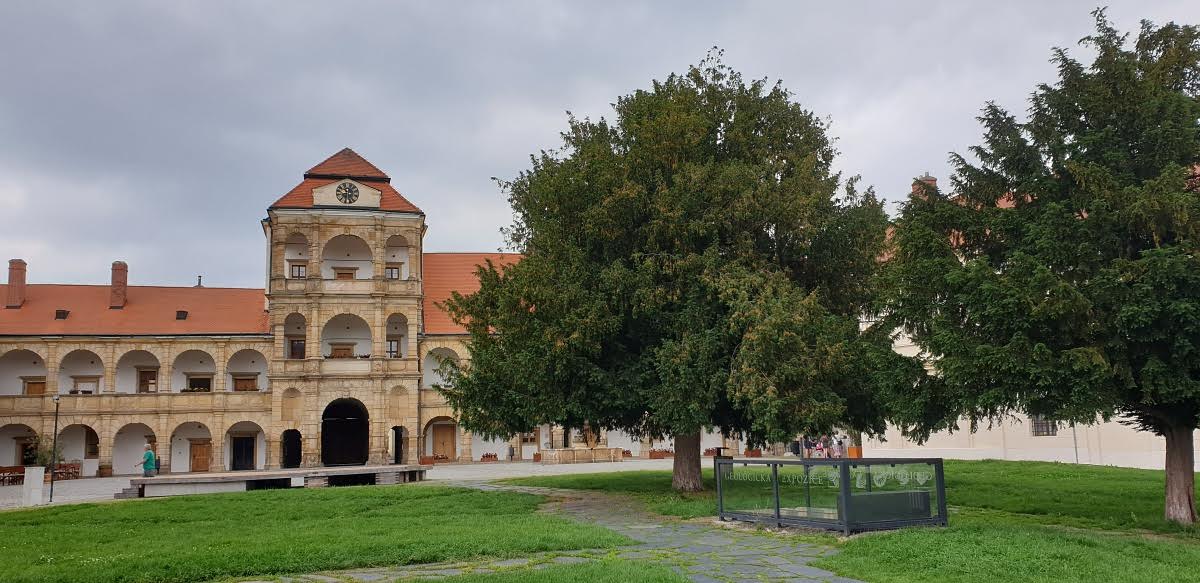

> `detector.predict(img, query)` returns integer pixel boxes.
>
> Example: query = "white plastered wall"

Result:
[0,350,46,395]
[115,350,160,394]
[169,423,212,473]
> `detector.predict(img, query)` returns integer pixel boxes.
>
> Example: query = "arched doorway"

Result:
[113,423,156,476]
[392,426,406,464]
[225,421,266,471]
[321,398,368,466]
[169,422,212,473]
[281,429,302,468]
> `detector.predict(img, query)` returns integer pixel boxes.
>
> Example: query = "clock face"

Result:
[336,182,360,204]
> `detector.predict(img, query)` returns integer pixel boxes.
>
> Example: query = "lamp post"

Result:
[49,394,61,503]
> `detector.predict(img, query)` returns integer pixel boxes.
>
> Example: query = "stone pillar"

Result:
[102,343,116,393]
[97,415,115,469]
[265,435,280,469]
[550,426,565,450]
[458,429,473,463]
[406,420,420,464]
[214,343,228,392]
[640,436,653,459]
[45,345,60,396]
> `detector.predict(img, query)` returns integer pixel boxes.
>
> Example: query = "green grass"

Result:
[504,460,1200,582]
[505,460,1200,535]
[413,559,688,582]
[0,485,630,583]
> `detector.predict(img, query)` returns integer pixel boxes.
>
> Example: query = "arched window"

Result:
[284,233,310,279]
[59,350,103,395]
[0,349,46,396]
[422,348,460,388]
[227,349,268,392]
[115,350,160,394]
[284,313,307,359]
[321,314,372,359]
[385,314,409,358]
[321,235,373,280]
[383,235,410,280]
[172,350,215,392]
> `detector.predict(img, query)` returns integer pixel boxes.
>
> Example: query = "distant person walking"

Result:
[136,444,157,477]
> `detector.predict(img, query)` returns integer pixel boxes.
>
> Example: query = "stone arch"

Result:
[322,398,369,466]
[172,349,216,392]
[225,421,266,471]
[383,235,411,280]
[284,312,307,359]
[113,423,157,476]
[281,388,303,423]
[321,234,373,279]
[226,349,268,392]
[423,415,458,461]
[0,349,47,396]
[58,349,103,395]
[321,313,372,359]
[169,421,212,473]
[422,347,460,389]
[284,232,311,279]
[0,423,38,465]
[385,314,409,358]
[115,350,161,394]
[57,423,99,471]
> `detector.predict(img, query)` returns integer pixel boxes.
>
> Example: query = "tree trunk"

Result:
[671,430,703,492]
[1163,424,1196,525]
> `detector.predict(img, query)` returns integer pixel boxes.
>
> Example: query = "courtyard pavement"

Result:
[0,458,678,509]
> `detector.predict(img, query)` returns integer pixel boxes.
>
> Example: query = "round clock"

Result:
[336,182,360,204]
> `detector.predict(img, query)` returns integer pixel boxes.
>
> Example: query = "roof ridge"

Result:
[303,147,389,182]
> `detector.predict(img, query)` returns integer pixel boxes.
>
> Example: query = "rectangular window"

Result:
[232,376,258,392]
[288,338,306,360]
[185,376,213,392]
[137,369,158,393]
[386,338,401,358]
[520,432,537,445]
[21,377,46,396]
[289,262,307,279]
[333,267,356,280]
[329,344,354,359]
[384,263,402,280]
[71,376,99,395]
[1030,414,1058,437]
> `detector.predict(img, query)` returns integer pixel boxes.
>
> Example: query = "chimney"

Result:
[911,173,937,198]
[109,261,128,309]
[6,259,26,309]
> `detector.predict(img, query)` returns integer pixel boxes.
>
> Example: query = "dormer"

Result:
[268,148,423,214]
[312,179,382,209]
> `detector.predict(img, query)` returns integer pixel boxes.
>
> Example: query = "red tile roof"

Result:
[423,253,520,334]
[271,148,423,214]
[0,284,268,336]
[305,147,388,180]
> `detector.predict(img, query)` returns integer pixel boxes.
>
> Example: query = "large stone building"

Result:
[0,148,524,476]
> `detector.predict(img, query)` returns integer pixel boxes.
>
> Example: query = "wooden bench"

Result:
[0,466,25,486]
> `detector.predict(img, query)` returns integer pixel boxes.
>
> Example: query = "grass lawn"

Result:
[413,559,688,582]
[504,459,1200,582]
[0,484,630,583]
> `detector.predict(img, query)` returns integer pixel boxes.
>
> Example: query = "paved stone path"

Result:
[245,481,860,583]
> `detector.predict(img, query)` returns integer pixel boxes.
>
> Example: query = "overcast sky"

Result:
[1,1,1195,288]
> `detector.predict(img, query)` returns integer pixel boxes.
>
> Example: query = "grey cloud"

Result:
[1,1,1196,287]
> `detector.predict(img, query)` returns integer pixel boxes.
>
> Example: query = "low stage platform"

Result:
[115,464,430,499]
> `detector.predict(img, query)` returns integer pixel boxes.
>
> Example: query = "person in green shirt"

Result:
[135,444,156,477]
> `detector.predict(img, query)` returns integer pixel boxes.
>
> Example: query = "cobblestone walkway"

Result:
[242,481,860,583]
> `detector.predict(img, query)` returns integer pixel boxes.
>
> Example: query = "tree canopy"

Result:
[442,53,903,490]
[883,11,1200,523]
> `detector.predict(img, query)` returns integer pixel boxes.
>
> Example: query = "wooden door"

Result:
[233,377,257,391]
[432,424,455,459]
[330,345,353,359]
[189,440,211,473]
[231,436,255,471]
[23,381,45,396]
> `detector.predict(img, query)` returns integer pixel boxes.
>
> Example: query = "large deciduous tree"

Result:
[441,54,900,491]
[885,12,1200,523]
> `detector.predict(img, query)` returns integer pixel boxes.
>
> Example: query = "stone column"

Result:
[214,342,228,392]
[265,435,280,469]
[45,344,60,396]
[458,429,473,462]
[406,420,420,464]
[102,343,117,393]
